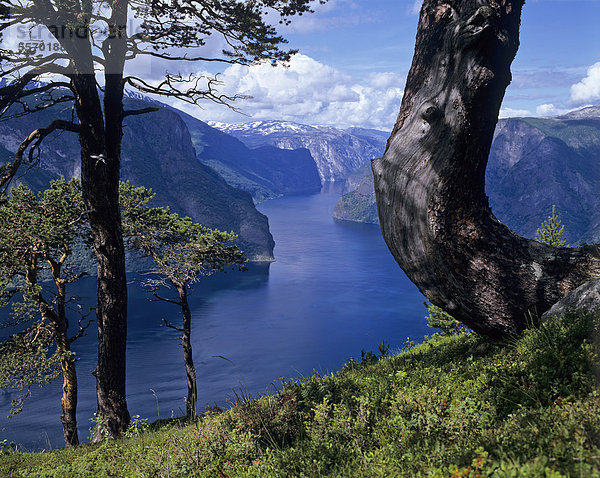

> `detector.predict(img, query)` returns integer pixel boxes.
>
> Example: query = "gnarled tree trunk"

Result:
[372,0,600,337]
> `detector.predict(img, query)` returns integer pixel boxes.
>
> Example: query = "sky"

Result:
[162,0,599,130]
[3,0,598,130]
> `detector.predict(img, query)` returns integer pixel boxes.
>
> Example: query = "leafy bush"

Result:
[424,302,468,336]
[2,310,599,477]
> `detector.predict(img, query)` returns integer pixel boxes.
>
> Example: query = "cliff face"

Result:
[210,121,388,182]
[0,98,275,261]
[176,113,322,202]
[332,163,378,224]
[333,106,600,244]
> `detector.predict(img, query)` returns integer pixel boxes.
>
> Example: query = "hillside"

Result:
[334,106,600,244]
[175,112,322,202]
[332,162,378,224]
[210,120,388,182]
[2,309,598,476]
[0,98,275,261]
[488,108,600,244]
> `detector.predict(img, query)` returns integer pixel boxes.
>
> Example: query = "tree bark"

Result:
[176,284,197,420]
[66,0,131,439]
[52,271,79,447]
[56,331,79,447]
[372,0,600,337]
[72,72,130,439]
[28,259,80,446]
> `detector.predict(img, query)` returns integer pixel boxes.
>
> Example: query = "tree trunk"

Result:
[73,72,130,439]
[56,334,79,447]
[30,260,80,446]
[53,273,79,447]
[372,0,600,337]
[177,285,197,420]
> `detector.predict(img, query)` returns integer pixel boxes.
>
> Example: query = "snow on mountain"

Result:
[208,120,389,182]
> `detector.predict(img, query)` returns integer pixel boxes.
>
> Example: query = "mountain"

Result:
[332,163,378,224]
[209,120,388,182]
[488,110,600,244]
[174,112,321,202]
[0,98,275,261]
[333,106,600,244]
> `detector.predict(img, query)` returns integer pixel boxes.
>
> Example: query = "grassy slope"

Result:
[2,310,599,477]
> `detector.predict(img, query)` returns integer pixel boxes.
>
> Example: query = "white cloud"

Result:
[570,62,600,105]
[499,107,531,118]
[535,103,572,117]
[175,54,404,129]
[409,1,423,15]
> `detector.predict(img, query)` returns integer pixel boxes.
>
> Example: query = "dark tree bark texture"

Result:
[176,284,198,420]
[73,72,130,439]
[372,0,600,337]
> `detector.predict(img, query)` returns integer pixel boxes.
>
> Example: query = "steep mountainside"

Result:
[334,106,600,244]
[332,163,378,224]
[0,98,275,261]
[209,120,388,182]
[488,109,600,244]
[175,112,321,202]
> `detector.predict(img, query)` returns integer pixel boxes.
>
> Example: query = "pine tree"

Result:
[0,179,90,446]
[120,182,246,419]
[536,205,566,247]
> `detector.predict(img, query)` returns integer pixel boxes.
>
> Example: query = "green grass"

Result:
[2,310,599,477]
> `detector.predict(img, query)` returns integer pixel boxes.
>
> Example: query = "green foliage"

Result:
[123,415,149,439]
[4,310,599,477]
[0,178,88,415]
[424,302,468,336]
[120,181,246,286]
[536,204,566,246]
[0,322,62,416]
[334,189,379,224]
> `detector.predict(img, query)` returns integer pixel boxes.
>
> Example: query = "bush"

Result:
[2,310,599,477]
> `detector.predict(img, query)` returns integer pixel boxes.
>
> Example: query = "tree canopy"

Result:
[120,181,246,419]
[120,181,246,289]
[1,0,324,439]
[0,178,89,445]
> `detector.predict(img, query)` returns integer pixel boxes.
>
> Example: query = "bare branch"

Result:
[160,317,183,333]
[64,272,88,284]
[1,94,75,121]
[0,63,72,116]
[122,106,159,118]
[69,316,94,344]
[1,119,80,191]
[0,54,72,79]
[152,289,182,306]
[125,42,247,65]
[123,73,249,110]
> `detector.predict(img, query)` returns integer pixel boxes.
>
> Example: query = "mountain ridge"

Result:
[333,105,600,244]
[0,97,276,261]
[209,120,389,182]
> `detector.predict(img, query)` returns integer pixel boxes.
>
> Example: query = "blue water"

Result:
[0,184,428,450]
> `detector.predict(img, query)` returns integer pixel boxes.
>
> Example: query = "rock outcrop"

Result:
[542,280,600,320]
